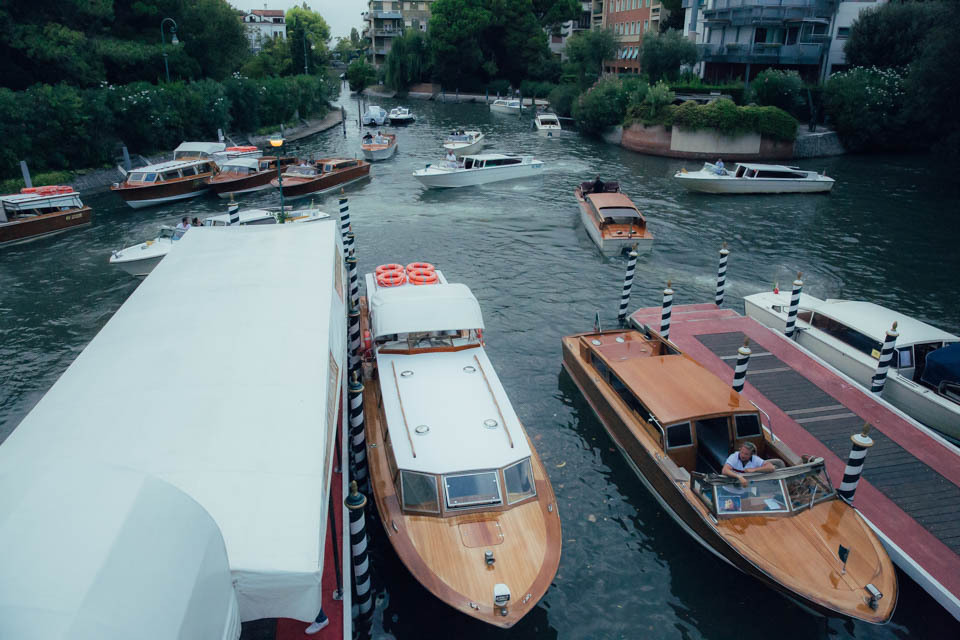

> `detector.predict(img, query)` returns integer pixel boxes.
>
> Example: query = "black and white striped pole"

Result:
[345,229,356,259]
[715,242,730,307]
[617,247,639,324]
[838,423,874,502]
[731,338,752,393]
[227,199,240,226]
[346,253,360,314]
[345,481,373,621]
[871,322,899,395]
[784,272,803,338]
[348,306,362,374]
[660,281,674,341]
[338,191,350,246]
[349,372,369,493]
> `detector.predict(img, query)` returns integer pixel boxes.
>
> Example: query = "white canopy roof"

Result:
[0,193,82,210]
[220,157,261,170]
[0,222,346,623]
[0,462,238,640]
[175,141,227,155]
[817,299,958,346]
[369,283,484,338]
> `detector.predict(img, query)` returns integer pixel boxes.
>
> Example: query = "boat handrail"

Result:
[647,414,666,446]
[473,354,514,449]
[391,360,417,458]
[750,400,775,439]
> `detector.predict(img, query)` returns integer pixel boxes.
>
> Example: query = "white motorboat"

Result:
[490,98,521,115]
[388,107,415,125]
[674,162,835,194]
[442,130,484,157]
[361,105,387,126]
[361,132,398,161]
[533,112,562,137]
[744,290,960,442]
[413,154,543,189]
[109,208,329,277]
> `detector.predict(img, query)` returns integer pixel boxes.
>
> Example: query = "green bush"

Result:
[486,78,511,97]
[519,80,556,99]
[654,98,798,142]
[346,59,377,93]
[547,83,580,118]
[824,66,910,151]
[749,69,803,115]
[572,77,630,134]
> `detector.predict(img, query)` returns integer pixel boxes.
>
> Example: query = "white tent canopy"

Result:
[369,283,484,338]
[0,462,239,640]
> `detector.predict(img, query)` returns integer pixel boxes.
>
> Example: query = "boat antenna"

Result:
[594,310,602,333]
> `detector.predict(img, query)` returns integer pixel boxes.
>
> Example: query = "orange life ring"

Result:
[377,271,407,287]
[226,145,258,152]
[20,187,38,193]
[375,263,404,276]
[408,269,439,285]
[406,262,435,274]
[362,329,373,353]
[36,186,59,195]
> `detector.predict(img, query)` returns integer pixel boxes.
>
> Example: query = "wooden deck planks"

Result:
[697,331,960,555]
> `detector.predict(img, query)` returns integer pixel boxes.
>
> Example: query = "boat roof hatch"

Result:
[370,283,484,338]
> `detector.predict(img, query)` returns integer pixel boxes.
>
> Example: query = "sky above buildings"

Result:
[229,1,365,40]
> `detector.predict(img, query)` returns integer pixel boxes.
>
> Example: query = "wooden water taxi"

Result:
[270,158,371,199]
[574,181,653,255]
[561,324,897,623]
[206,156,296,198]
[0,187,91,247]
[745,291,960,442]
[360,132,398,161]
[360,266,561,627]
[110,159,217,209]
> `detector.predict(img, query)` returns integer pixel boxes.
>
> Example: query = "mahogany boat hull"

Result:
[207,171,276,198]
[560,334,897,623]
[111,176,211,209]
[272,164,371,199]
[0,207,92,247]
[574,187,653,256]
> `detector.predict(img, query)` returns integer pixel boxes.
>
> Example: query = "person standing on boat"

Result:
[722,442,775,487]
[591,175,605,193]
[714,159,725,175]
[445,149,458,168]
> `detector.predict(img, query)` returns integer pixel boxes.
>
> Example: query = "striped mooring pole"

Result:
[227,200,240,226]
[346,253,360,313]
[715,242,730,307]
[731,338,752,393]
[348,306,362,374]
[660,281,674,341]
[784,272,803,338]
[870,322,899,395]
[345,229,356,259]
[349,372,369,493]
[345,481,373,620]
[617,248,639,324]
[338,192,350,245]
[838,423,874,502]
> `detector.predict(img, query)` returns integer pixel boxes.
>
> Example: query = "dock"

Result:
[630,303,960,621]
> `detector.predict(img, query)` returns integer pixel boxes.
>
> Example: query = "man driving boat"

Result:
[722,442,775,487]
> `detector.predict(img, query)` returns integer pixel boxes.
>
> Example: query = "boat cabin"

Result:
[321,159,363,173]
[461,154,525,170]
[124,160,216,185]
[173,142,226,160]
[1,191,84,223]
[369,283,537,517]
[733,163,810,179]
[535,114,560,127]
[583,191,645,227]
[493,99,521,109]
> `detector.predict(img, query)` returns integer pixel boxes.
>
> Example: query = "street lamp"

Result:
[303,32,316,75]
[270,137,286,218]
[160,18,181,83]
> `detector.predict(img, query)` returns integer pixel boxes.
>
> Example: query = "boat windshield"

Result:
[693,461,835,518]
[504,458,536,504]
[158,227,179,240]
[600,207,641,222]
[222,165,251,175]
[128,172,157,183]
[444,471,502,509]
[716,478,789,515]
[286,166,317,177]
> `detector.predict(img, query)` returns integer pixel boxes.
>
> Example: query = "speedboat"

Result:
[1,187,91,247]
[361,105,387,126]
[206,156,296,198]
[388,107,415,125]
[574,180,653,255]
[110,158,218,209]
[744,291,960,442]
[489,99,521,115]
[270,158,371,199]
[360,264,561,627]
[533,112,562,137]
[360,133,398,161]
[413,154,543,189]
[674,162,834,194]
[442,130,484,157]
[561,324,897,623]
[109,208,329,277]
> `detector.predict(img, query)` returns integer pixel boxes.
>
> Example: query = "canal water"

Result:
[1,88,958,639]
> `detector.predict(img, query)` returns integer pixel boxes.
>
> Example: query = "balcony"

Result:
[699,0,835,26]
[699,41,824,65]
[372,11,402,19]
[374,28,401,37]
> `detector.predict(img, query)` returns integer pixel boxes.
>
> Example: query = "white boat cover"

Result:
[0,462,239,640]
[175,141,227,156]
[0,222,347,623]
[369,283,484,338]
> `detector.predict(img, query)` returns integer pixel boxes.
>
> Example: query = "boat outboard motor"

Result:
[493,583,511,616]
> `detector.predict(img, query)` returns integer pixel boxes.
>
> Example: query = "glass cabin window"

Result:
[444,471,502,509]
[716,477,788,515]
[896,347,913,369]
[129,173,145,181]
[401,471,440,513]
[735,414,762,438]
[666,422,693,449]
[161,171,180,180]
[244,217,277,225]
[181,166,197,176]
[503,458,536,504]
[784,468,834,511]
[810,314,883,358]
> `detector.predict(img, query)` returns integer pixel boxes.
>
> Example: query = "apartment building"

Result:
[602,0,663,74]
[548,2,594,59]
[242,8,286,54]
[363,1,435,68]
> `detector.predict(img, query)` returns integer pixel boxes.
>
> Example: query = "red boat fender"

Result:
[226,145,258,152]
[20,187,38,193]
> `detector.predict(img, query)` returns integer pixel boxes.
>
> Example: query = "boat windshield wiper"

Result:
[809,482,818,510]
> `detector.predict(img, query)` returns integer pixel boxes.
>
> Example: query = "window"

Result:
[244,217,277,225]
[666,422,693,449]
[504,459,537,504]
[797,310,812,323]
[810,314,883,358]
[785,468,833,512]
[837,27,850,39]
[181,165,197,176]
[401,471,440,513]
[129,173,145,182]
[717,478,788,515]
[610,373,653,420]
[444,471,502,508]
[896,347,913,369]
[161,170,181,180]
[644,20,649,32]
[735,414,762,438]
[590,352,610,380]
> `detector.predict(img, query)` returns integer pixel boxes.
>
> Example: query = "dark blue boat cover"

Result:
[922,343,960,388]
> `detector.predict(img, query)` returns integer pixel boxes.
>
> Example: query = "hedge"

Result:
[661,99,798,142]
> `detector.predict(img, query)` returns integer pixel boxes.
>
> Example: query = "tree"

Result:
[844,2,941,69]
[429,0,492,88]
[334,37,355,61]
[531,0,581,30]
[565,28,617,88]
[240,35,293,78]
[384,31,431,91]
[346,58,377,92]
[350,28,361,46]
[484,0,552,86]
[640,29,697,83]
[658,0,685,33]
[287,3,332,75]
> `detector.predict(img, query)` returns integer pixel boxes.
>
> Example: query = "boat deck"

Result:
[630,303,960,620]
